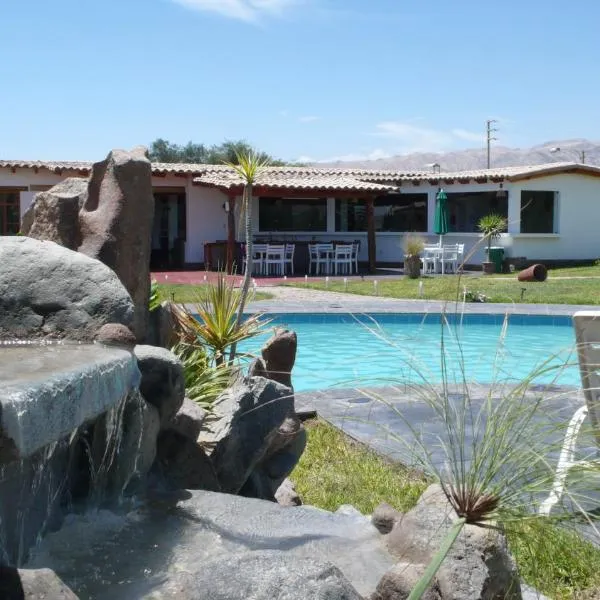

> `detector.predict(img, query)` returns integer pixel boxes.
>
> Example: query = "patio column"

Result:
[226,193,236,274]
[366,197,376,273]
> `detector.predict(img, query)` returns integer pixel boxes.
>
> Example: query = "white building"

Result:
[0,159,599,271]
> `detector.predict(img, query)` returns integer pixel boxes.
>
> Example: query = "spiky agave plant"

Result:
[170,271,269,366]
[224,149,271,363]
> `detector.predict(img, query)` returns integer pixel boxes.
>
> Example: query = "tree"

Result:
[148,138,285,166]
[226,149,270,363]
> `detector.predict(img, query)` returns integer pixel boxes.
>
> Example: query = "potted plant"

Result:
[403,234,425,279]
[477,213,507,274]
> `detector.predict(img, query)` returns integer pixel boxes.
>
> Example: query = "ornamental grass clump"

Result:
[342,304,599,599]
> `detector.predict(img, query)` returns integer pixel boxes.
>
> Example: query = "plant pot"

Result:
[404,255,422,279]
[482,261,495,275]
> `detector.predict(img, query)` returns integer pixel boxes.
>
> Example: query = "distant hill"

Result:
[314,139,600,171]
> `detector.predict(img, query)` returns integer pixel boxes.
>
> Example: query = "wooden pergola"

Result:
[197,183,384,275]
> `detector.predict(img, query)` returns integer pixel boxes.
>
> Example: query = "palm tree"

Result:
[226,149,270,363]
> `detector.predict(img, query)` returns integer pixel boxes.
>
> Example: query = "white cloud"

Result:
[316,149,393,163]
[279,109,290,117]
[171,0,299,22]
[374,121,483,153]
[298,115,320,123]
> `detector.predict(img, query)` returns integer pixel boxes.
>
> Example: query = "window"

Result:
[0,189,22,235]
[259,198,327,232]
[335,199,367,232]
[520,191,556,233]
[447,192,508,233]
[334,193,428,232]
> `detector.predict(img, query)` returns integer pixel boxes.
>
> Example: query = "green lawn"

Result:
[157,283,272,304]
[290,272,600,305]
[291,419,600,600]
[495,264,600,278]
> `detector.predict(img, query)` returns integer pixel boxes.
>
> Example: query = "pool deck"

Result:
[244,286,599,316]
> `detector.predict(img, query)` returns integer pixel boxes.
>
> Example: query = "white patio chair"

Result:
[242,243,267,275]
[264,244,286,276]
[315,243,334,275]
[421,246,439,275]
[284,244,295,275]
[440,244,459,274]
[351,241,360,274]
[333,244,353,275]
[539,311,600,516]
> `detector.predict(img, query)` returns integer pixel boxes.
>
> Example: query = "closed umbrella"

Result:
[434,188,449,247]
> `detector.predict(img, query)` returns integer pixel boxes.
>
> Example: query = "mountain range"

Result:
[314,139,600,172]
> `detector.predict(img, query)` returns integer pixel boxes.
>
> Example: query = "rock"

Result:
[89,391,160,497]
[0,237,134,341]
[248,356,268,378]
[385,484,522,600]
[275,478,302,506]
[21,177,87,250]
[94,323,137,349]
[165,551,363,599]
[209,377,304,496]
[27,489,394,598]
[79,147,154,341]
[261,328,297,388]
[371,502,403,535]
[372,562,442,600]
[147,302,179,349]
[155,429,221,491]
[167,398,207,441]
[0,566,79,599]
[134,345,185,426]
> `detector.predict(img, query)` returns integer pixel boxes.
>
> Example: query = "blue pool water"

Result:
[241,313,580,392]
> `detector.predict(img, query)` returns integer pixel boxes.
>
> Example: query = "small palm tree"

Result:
[478,213,507,257]
[225,149,270,363]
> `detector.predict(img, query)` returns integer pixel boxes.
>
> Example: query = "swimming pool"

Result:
[241,313,580,392]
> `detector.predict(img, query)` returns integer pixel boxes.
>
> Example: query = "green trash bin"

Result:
[487,246,505,273]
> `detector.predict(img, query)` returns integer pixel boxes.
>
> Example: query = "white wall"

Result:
[185,185,228,263]
[4,166,600,264]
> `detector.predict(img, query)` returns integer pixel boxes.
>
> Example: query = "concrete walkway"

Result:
[246,285,599,316]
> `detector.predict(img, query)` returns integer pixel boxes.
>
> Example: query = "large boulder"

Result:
[166,397,207,441]
[384,484,522,600]
[0,237,134,341]
[0,567,79,599]
[207,376,305,497]
[21,177,87,250]
[79,147,154,341]
[134,345,185,426]
[164,551,363,600]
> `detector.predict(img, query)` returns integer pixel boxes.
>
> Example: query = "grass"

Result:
[291,419,600,599]
[157,283,272,304]
[290,273,600,305]
[291,419,428,514]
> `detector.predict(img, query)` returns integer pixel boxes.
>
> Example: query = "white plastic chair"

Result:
[284,244,295,275]
[308,244,319,275]
[315,243,334,275]
[421,246,439,275]
[264,244,285,276]
[440,244,459,274]
[351,241,360,274]
[539,311,600,515]
[242,243,267,275]
[333,244,353,275]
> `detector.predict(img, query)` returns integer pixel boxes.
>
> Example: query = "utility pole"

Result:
[486,119,498,169]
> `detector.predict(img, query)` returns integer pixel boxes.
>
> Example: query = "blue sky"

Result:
[1,0,598,162]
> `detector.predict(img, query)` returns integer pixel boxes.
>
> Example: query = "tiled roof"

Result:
[2,159,599,186]
[196,170,396,192]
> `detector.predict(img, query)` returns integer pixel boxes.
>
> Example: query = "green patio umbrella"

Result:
[434,188,449,246]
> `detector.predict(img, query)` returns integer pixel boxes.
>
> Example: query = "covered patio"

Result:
[193,169,396,274]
